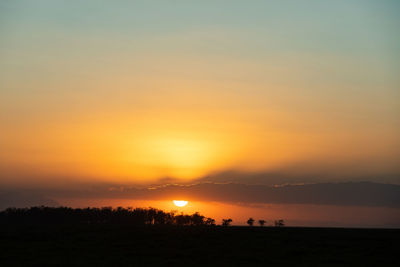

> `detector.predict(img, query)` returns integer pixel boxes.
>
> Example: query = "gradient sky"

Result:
[1,0,399,187]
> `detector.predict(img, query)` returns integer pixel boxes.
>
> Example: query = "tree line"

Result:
[0,206,216,226]
[0,206,285,227]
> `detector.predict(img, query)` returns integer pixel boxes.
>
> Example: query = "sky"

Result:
[0,1,399,226]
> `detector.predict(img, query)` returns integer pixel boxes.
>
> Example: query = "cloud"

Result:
[1,174,399,209]
[0,191,59,210]
[39,181,400,208]
[193,168,400,185]
[152,182,400,208]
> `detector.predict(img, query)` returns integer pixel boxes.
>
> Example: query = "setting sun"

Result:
[173,200,188,207]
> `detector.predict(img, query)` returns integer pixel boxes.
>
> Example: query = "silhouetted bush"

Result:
[247,217,255,226]
[222,218,232,226]
[274,219,285,227]
[258,219,266,226]
[205,217,216,226]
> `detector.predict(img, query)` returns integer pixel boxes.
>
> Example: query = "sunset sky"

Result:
[0,1,399,226]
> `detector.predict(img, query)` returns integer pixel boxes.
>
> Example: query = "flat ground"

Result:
[0,225,398,266]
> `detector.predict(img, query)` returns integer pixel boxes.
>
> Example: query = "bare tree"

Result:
[247,217,255,226]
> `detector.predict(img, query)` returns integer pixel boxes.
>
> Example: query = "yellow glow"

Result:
[1,77,398,186]
[173,200,188,207]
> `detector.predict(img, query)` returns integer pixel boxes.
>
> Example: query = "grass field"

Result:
[0,224,399,266]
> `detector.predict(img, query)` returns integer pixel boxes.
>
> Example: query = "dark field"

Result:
[0,225,399,266]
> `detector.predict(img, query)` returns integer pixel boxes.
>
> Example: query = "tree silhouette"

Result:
[174,214,191,225]
[247,217,255,226]
[258,219,266,226]
[222,218,232,226]
[205,217,216,226]
[0,206,216,227]
[190,212,205,226]
[274,219,285,227]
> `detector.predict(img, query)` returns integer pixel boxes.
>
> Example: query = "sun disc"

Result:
[173,200,188,207]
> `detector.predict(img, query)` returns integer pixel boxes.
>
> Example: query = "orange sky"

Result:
[1,1,399,187]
